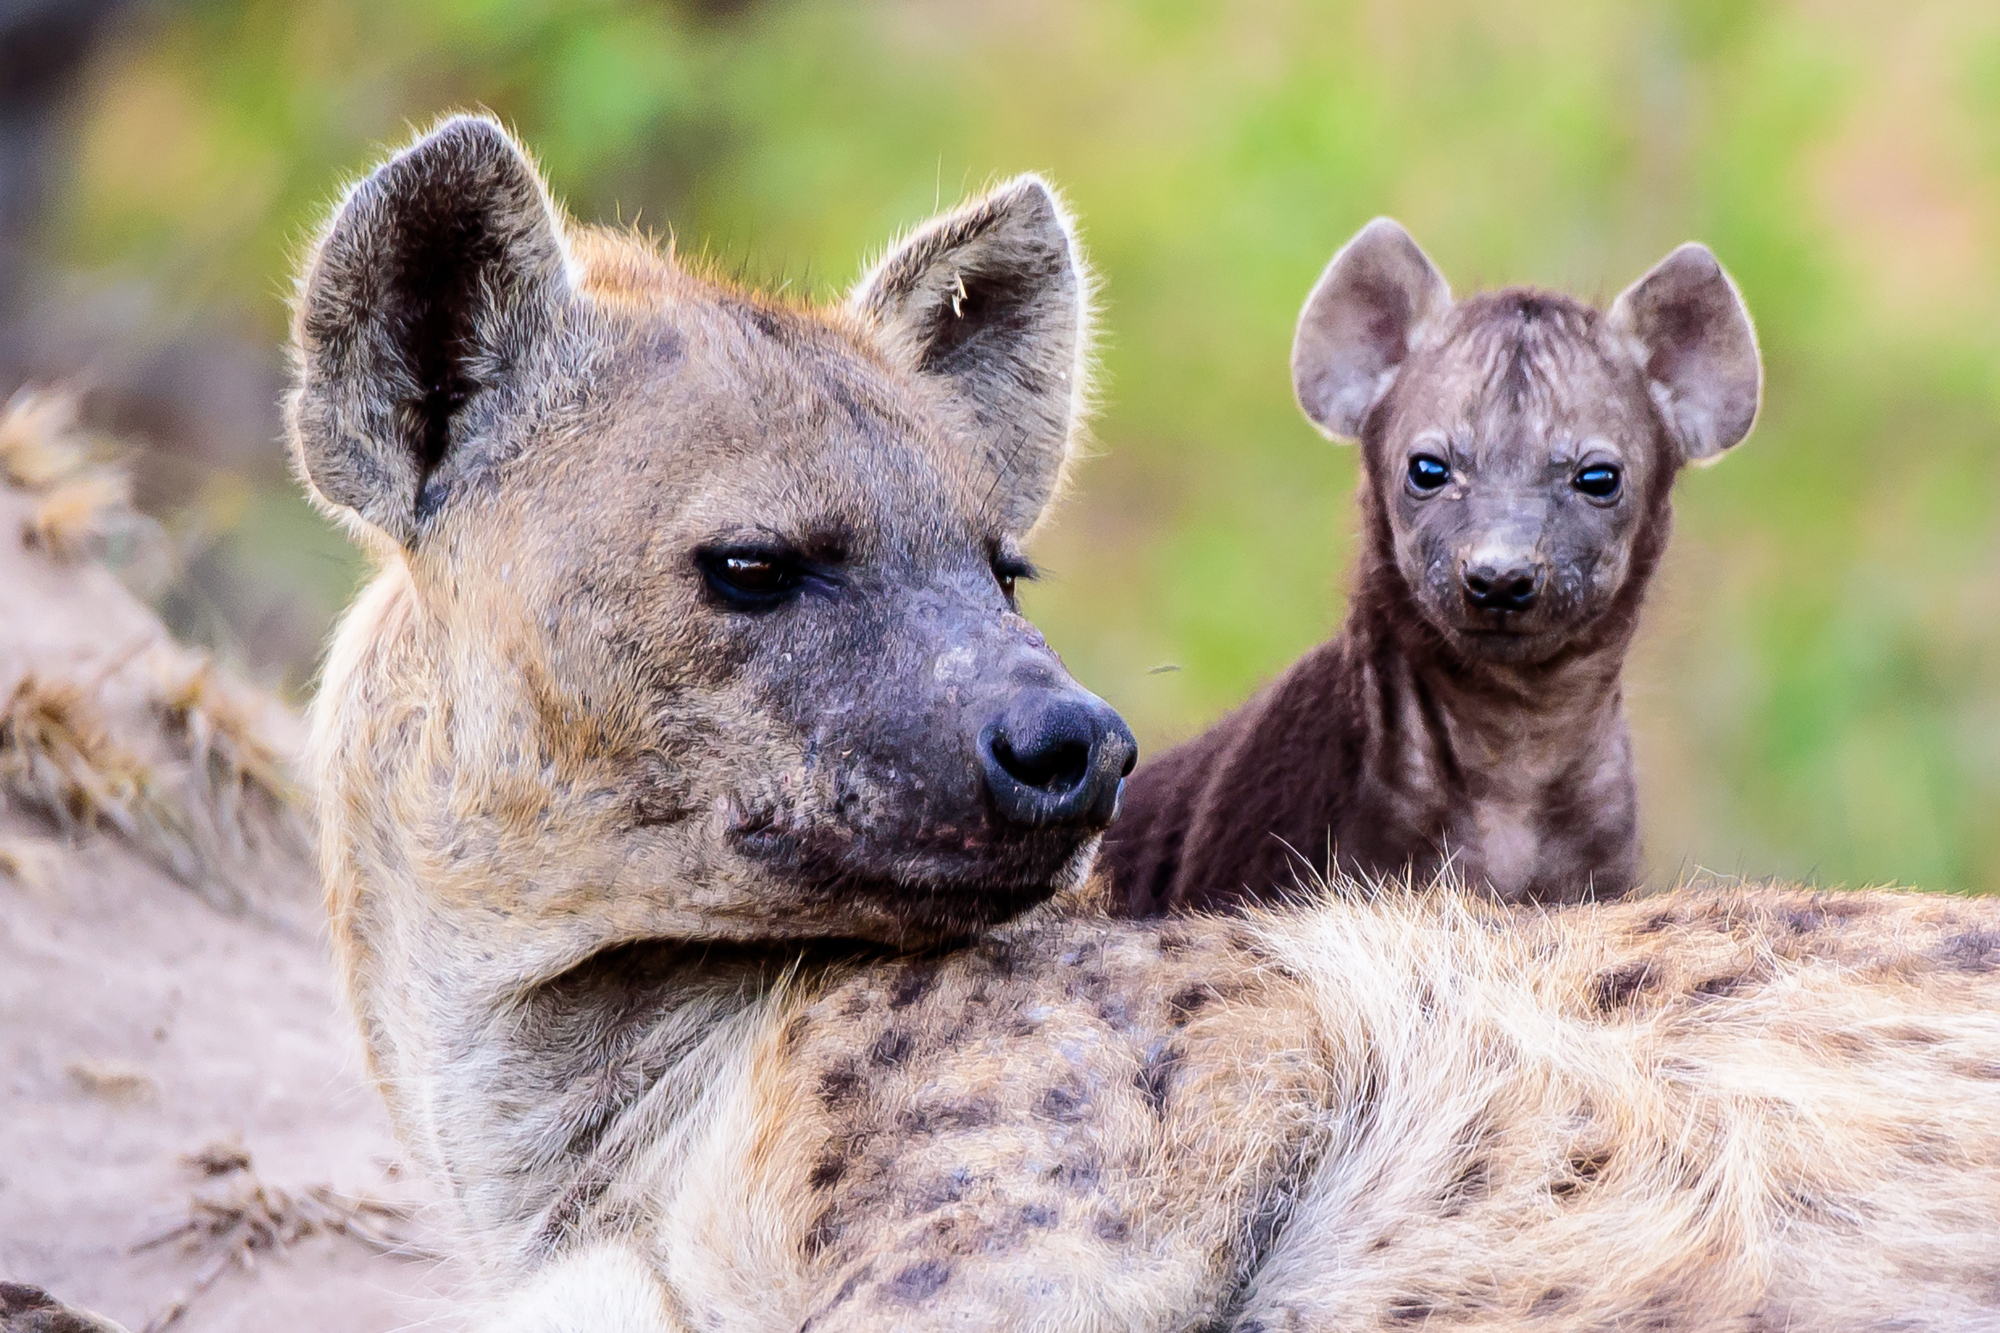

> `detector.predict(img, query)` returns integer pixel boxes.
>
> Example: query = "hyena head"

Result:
[1291,219,1762,666]
[291,116,1134,954]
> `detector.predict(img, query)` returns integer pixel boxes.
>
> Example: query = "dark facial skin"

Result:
[1373,295,1669,667]
[424,292,1134,949]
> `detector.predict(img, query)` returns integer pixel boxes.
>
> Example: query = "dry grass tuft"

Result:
[0,675,177,846]
[179,1138,253,1178]
[64,1058,157,1105]
[0,388,94,492]
[1,386,165,573]
[132,1154,436,1333]
[0,669,306,917]
[0,836,60,893]
[25,470,136,563]
[153,660,301,857]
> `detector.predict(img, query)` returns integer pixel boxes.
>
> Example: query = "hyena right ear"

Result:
[287,116,573,547]
[1291,218,1453,441]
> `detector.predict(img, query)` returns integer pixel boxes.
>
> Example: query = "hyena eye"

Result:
[1573,464,1623,501]
[992,555,1035,608]
[1406,453,1451,494]
[697,549,807,610]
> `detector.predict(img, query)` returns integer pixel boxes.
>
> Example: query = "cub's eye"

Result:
[697,549,806,609]
[1573,464,1622,501]
[1406,453,1451,494]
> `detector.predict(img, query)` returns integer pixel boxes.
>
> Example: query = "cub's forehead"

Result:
[554,292,998,556]
[1396,291,1652,447]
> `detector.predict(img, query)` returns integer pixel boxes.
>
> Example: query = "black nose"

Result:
[1462,558,1542,612]
[981,691,1138,829]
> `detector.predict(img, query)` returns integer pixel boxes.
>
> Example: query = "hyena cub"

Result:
[294,118,2000,1333]
[1105,220,1761,912]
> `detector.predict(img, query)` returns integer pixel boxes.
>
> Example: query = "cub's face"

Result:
[1368,296,1669,665]
[1290,219,1762,667]
[294,118,1132,948]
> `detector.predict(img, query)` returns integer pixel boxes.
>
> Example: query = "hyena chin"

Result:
[294,119,2000,1333]
[1105,218,1763,912]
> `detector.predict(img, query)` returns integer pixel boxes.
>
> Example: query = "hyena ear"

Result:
[287,115,573,546]
[1292,218,1453,441]
[850,176,1089,535]
[1608,244,1761,464]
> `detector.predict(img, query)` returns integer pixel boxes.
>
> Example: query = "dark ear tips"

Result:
[1291,217,1453,441]
[1609,242,1762,464]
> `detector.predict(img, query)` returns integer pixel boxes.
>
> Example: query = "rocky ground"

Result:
[0,393,460,1331]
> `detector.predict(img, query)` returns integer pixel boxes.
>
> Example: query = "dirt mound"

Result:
[0,392,460,1330]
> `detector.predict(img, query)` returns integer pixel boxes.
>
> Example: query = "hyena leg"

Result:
[481,1244,683,1333]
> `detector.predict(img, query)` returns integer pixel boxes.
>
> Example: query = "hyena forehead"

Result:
[496,287,1004,565]
[1385,292,1658,464]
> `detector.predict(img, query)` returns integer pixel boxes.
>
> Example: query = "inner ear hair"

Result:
[288,115,573,546]
[1608,243,1762,465]
[850,176,1089,537]
[1291,217,1454,441]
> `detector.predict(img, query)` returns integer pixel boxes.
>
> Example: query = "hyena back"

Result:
[296,119,2000,1332]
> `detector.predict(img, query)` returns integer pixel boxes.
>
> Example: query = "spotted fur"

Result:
[298,122,2000,1330]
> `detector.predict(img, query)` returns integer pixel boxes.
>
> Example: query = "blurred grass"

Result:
[50,0,2000,892]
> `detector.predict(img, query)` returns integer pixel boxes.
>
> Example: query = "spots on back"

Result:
[777,914,1327,1316]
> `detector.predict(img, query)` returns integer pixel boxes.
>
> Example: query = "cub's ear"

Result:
[850,176,1089,536]
[287,115,573,546]
[1608,243,1761,464]
[1292,218,1453,441]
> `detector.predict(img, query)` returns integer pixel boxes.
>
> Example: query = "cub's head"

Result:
[293,117,1133,955]
[1292,219,1761,666]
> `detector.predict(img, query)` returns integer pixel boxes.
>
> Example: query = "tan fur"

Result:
[299,120,2000,1329]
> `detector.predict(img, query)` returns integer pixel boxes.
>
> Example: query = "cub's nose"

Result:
[1462,557,1543,613]
[981,691,1138,829]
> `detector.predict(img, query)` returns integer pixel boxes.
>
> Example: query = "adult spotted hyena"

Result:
[293,118,2000,1332]
[1105,220,1761,913]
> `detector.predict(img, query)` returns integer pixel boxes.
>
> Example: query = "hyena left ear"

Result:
[1608,244,1762,464]
[288,115,574,547]
[850,176,1090,536]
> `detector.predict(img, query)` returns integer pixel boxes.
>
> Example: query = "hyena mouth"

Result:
[731,820,1096,935]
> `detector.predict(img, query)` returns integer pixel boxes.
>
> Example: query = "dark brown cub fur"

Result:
[1103,219,1761,911]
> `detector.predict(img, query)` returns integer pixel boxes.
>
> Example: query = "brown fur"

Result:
[297,122,2000,1330]
[1104,222,1762,911]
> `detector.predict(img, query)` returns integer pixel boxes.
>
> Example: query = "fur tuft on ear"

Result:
[850,176,1091,536]
[1291,218,1453,441]
[1608,243,1762,464]
[287,115,574,546]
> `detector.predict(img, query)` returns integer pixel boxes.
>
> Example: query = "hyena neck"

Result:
[1343,556,1639,900]
[410,935,865,1264]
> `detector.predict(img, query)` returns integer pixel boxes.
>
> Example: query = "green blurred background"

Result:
[7,0,1997,892]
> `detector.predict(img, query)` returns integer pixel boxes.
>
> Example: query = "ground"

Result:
[0,393,457,1332]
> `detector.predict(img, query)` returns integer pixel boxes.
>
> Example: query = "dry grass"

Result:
[1,387,166,579]
[131,1153,437,1333]
[0,388,94,492]
[0,667,308,918]
[64,1059,158,1106]
[153,660,304,866]
[0,675,180,848]
[24,470,137,563]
